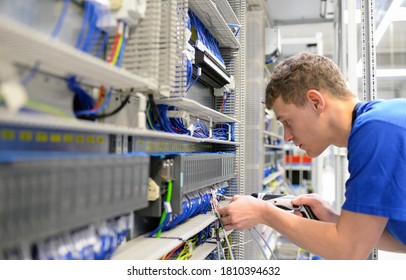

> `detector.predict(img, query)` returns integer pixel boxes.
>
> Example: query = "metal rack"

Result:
[0,17,157,92]
[0,0,245,260]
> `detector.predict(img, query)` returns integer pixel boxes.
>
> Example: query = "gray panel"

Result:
[171,153,235,213]
[0,153,150,253]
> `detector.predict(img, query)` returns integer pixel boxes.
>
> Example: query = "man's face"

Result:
[272,96,329,157]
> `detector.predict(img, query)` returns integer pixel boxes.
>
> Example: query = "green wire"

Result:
[26,99,72,118]
[156,180,173,238]
[147,102,155,130]
[0,96,72,119]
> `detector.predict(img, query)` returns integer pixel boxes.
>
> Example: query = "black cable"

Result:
[148,94,160,124]
[94,95,130,119]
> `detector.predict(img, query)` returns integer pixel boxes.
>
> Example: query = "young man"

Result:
[218,51,406,259]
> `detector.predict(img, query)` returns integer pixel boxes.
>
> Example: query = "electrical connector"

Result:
[160,159,174,182]
[166,110,191,128]
[0,81,28,113]
[96,0,147,31]
[147,178,160,201]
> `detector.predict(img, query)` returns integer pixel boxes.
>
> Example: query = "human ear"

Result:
[306,90,325,112]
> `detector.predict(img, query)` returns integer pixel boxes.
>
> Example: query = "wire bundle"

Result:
[148,186,227,238]
[75,0,111,57]
[69,1,130,120]
[160,225,212,260]
[20,0,70,86]
[35,214,131,260]
[147,99,190,135]
[188,10,224,66]
[146,99,234,141]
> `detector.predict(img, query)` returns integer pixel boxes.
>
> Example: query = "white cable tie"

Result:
[117,20,123,35]
[124,23,129,38]
[164,201,172,214]
[187,241,193,255]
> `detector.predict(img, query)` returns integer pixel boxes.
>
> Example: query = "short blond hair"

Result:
[265,52,354,108]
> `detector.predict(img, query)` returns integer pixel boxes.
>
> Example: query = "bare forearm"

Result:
[259,204,375,259]
[376,230,406,253]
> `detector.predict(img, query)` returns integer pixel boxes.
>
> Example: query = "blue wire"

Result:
[186,67,200,92]
[95,28,110,58]
[20,0,70,86]
[75,87,113,116]
[51,0,71,38]
[67,76,95,110]
[75,0,91,49]
[116,23,127,68]
[148,213,169,237]
[189,9,224,65]
[86,5,104,53]
[81,3,97,52]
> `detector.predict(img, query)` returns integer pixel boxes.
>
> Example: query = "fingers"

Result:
[293,210,304,217]
[292,193,319,206]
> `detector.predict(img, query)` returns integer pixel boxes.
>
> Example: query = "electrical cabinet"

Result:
[0,0,246,260]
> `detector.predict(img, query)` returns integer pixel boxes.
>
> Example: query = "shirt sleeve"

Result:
[343,120,406,221]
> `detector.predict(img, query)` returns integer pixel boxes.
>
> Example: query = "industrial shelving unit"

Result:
[0,0,246,260]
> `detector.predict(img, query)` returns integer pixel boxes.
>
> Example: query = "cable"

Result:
[20,0,70,86]
[186,66,201,92]
[249,228,269,260]
[116,22,128,67]
[249,227,278,260]
[51,0,71,37]
[75,0,91,49]
[148,180,173,238]
[93,94,130,119]
[227,23,240,38]
[112,21,125,65]
[81,2,98,52]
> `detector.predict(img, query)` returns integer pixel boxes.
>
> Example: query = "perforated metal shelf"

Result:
[0,17,157,92]
[264,130,284,140]
[189,242,217,260]
[111,211,217,260]
[263,170,284,185]
[0,110,240,146]
[213,0,240,26]
[264,144,284,150]
[155,97,239,123]
[189,0,240,49]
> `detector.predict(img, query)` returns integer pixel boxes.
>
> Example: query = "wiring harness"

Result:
[148,184,227,238]
[69,1,131,120]
[35,214,132,260]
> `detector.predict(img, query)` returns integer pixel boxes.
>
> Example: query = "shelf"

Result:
[213,0,240,26]
[189,0,240,49]
[160,212,217,240]
[111,235,182,260]
[0,110,240,146]
[0,17,157,92]
[155,97,239,123]
[111,210,219,260]
[189,242,217,260]
[264,144,284,150]
[263,170,284,185]
[285,165,312,171]
[264,130,284,140]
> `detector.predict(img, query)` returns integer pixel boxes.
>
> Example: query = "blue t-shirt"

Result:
[342,99,406,245]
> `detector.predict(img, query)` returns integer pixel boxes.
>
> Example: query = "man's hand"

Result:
[292,193,340,223]
[217,195,266,231]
